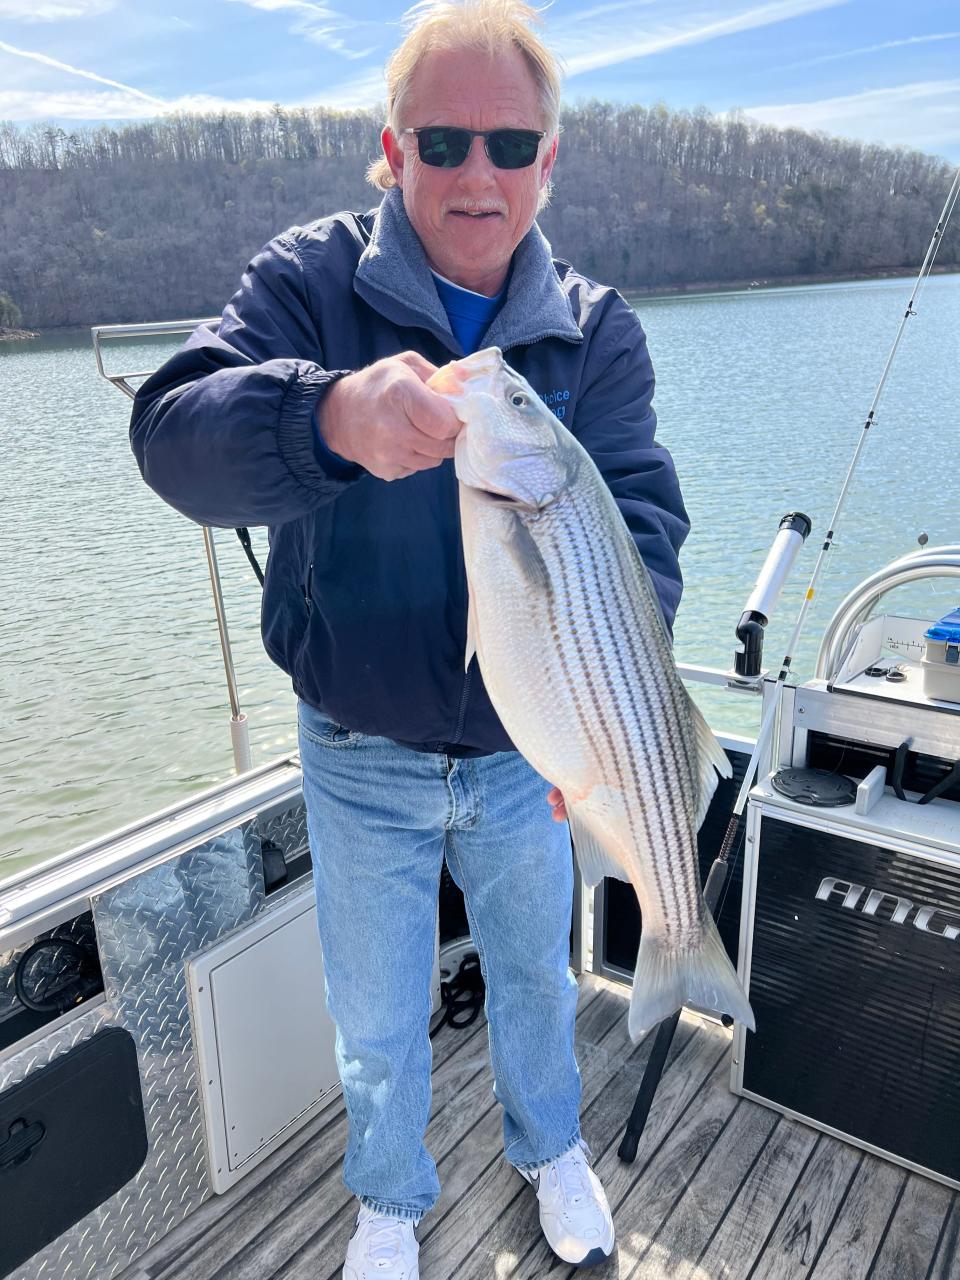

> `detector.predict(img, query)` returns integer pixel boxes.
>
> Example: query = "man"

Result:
[131,1,689,1273]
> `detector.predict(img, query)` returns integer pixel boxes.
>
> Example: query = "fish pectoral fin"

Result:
[568,806,631,887]
[503,516,550,592]
[688,692,734,829]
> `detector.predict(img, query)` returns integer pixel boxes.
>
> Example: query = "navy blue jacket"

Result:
[130,189,690,756]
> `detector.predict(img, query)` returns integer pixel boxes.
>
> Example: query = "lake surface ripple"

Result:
[2,273,958,880]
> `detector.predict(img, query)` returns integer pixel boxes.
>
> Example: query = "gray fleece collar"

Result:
[354,187,583,353]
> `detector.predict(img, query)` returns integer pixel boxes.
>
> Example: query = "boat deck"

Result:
[118,972,959,1280]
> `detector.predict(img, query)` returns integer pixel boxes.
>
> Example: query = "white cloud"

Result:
[0,73,386,122]
[0,0,116,19]
[555,0,850,77]
[0,90,161,120]
[0,39,165,103]
[744,81,960,152]
[785,31,960,69]
[224,0,377,59]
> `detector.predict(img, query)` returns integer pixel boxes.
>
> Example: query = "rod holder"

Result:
[734,512,812,679]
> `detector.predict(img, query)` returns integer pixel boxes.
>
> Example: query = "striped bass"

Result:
[428,347,755,1041]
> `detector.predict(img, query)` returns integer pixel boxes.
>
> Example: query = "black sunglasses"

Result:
[400,126,544,170]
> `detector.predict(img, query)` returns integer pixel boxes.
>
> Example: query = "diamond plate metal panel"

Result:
[257,800,309,868]
[0,913,97,1027]
[4,821,265,1280]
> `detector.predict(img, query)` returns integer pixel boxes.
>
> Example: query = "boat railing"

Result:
[92,318,252,772]
[815,545,960,682]
[91,319,219,400]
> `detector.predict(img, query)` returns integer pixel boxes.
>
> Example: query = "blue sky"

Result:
[1,0,958,162]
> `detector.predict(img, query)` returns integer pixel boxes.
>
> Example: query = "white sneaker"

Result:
[517,1139,615,1266]
[342,1204,419,1279]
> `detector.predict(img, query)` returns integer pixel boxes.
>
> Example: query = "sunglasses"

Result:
[399,126,544,170]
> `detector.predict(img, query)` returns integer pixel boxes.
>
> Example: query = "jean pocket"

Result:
[298,703,362,748]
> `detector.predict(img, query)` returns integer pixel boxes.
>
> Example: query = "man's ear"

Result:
[382,126,405,188]
[539,133,558,188]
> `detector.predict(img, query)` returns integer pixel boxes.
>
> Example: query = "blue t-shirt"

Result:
[430,270,505,356]
[313,271,505,472]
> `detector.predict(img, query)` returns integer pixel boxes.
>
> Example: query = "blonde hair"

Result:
[366,0,562,196]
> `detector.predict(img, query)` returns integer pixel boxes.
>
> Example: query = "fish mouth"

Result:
[429,347,504,398]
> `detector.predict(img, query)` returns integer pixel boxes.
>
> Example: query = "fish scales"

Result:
[546,489,702,939]
[431,347,756,1040]
[542,501,691,942]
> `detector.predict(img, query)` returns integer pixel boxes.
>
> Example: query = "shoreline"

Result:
[0,326,40,341]
[12,264,960,336]
[625,262,959,300]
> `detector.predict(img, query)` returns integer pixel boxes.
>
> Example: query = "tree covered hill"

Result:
[0,103,956,330]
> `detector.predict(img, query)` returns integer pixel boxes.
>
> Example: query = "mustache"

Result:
[442,200,508,215]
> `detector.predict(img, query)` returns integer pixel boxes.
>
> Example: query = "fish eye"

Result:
[509,391,529,408]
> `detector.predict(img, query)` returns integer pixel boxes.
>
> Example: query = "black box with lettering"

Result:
[735,811,960,1188]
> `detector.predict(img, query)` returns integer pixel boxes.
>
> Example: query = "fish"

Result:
[427,346,756,1041]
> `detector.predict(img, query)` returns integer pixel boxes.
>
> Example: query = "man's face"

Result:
[382,45,557,297]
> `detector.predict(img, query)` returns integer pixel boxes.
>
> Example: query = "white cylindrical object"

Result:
[231,713,253,774]
[743,526,807,622]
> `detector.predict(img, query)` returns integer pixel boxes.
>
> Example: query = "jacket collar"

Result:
[354,187,582,354]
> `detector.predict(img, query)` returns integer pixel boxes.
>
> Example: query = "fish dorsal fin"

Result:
[504,515,550,592]
[687,692,733,829]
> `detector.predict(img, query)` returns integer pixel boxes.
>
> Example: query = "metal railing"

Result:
[815,545,960,683]
[91,318,252,774]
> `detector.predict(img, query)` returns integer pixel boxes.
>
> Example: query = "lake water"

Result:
[2,272,959,884]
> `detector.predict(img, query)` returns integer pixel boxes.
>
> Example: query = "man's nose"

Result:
[456,135,497,185]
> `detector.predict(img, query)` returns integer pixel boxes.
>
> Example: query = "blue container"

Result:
[922,606,960,700]
[924,607,960,647]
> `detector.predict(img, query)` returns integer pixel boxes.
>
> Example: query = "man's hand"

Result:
[318,351,463,481]
[547,786,567,823]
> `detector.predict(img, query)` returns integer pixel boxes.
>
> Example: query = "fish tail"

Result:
[627,909,755,1042]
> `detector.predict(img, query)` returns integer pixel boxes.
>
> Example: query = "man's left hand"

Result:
[547,786,567,822]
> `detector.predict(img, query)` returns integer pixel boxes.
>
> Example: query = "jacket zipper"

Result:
[450,665,473,747]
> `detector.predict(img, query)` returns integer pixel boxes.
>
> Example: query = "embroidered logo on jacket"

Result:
[538,387,571,420]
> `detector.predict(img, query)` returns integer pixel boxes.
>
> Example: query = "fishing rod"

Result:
[619,162,960,1161]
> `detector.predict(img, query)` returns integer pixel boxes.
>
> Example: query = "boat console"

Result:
[732,546,960,1192]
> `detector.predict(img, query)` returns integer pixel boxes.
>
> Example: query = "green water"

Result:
[2,273,958,883]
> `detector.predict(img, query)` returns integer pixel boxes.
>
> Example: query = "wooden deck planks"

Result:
[204,979,621,1280]
[694,1117,819,1279]
[117,972,959,1280]
[634,1093,780,1280]
[210,989,610,1280]
[379,981,638,1280]
[807,1157,905,1279]
[142,977,516,1280]
[430,1013,705,1279]
[482,1013,730,1279]
[927,1195,960,1280]
[868,1176,953,1280]
[748,1137,864,1278]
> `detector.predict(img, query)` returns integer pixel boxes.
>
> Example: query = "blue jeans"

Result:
[297,700,583,1223]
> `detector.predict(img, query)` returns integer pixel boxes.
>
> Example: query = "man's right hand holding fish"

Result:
[319,351,462,481]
